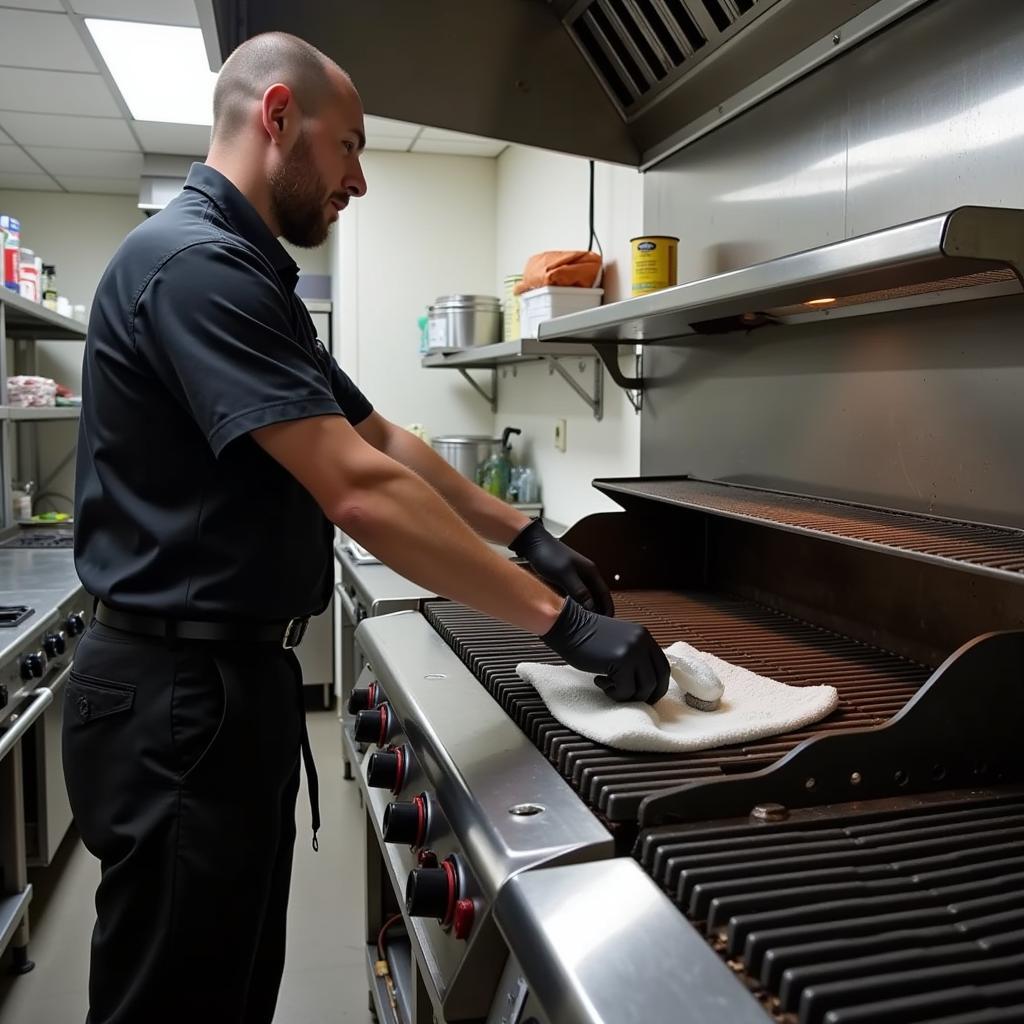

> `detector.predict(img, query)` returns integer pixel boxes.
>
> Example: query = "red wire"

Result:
[376,912,405,959]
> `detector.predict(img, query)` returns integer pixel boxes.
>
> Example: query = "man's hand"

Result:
[510,519,614,617]
[542,598,669,705]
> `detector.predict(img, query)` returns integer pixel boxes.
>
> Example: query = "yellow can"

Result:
[503,273,523,341]
[630,236,678,297]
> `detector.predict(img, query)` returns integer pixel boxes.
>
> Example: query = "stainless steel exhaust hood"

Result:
[537,206,1024,345]
[203,0,927,168]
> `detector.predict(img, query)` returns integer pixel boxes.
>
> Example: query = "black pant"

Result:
[63,621,305,1024]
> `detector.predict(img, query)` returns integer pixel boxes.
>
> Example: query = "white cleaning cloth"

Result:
[516,641,839,753]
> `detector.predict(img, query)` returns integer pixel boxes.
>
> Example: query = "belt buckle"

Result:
[282,617,309,650]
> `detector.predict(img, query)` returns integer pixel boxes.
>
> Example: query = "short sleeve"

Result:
[328,356,373,426]
[133,241,342,456]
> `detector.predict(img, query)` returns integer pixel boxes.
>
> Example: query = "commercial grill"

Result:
[351,476,1024,1024]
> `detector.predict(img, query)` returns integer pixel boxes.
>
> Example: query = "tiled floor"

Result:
[0,710,372,1024]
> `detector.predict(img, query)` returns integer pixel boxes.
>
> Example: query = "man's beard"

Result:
[269,130,330,248]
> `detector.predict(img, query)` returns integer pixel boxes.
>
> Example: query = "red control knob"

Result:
[383,794,427,848]
[347,682,382,715]
[453,898,475,941]
[366,746,407,793]
[353,703,392,746]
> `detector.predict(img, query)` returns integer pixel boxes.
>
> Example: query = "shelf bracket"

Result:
[543,356,604,421]
[456,368,497,413]
[593,343,643,413]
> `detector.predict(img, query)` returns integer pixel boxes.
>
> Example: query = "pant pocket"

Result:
[171,651,227,780]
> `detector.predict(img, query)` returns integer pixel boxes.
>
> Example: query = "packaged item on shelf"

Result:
[72,304,87,323]
[519,285,603,338]
[18,248,39,302]
[41,264,58,311]
[630,235,678,296]
[0,215,21,292]
[7,375,58,407]
[11,481,34,522]
[503,273,523,341]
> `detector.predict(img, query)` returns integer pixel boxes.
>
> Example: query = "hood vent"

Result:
[538,207,1024,345]
[203,0,928,168]
[570,0,762,114]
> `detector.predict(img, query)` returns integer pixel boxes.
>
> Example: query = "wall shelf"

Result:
[421,338,607,419]
[0,290,87,341]
[0,406,81,421]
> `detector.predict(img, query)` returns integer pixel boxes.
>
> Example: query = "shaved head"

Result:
[213,32,342,142]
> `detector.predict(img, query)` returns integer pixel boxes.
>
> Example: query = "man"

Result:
[68,31,668,1024]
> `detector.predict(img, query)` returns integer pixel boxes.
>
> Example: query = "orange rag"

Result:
[514,250,603,293]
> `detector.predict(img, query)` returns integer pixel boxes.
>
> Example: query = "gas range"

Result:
[346,476,1024,1024]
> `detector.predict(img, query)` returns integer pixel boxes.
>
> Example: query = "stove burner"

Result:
[0,530,74,549]
[0,605,32,627]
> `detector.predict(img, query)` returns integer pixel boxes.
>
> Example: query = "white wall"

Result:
[331,151,496,436]
[0,186,331,512]
[493,146,643,527]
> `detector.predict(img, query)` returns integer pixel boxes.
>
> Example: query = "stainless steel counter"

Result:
[0,550,83,665]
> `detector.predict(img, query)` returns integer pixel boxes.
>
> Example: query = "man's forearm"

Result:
[335,458,558,634]
[381,427,530,545]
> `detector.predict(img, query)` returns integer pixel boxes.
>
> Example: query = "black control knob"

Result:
[383,796,427,847]
[353,704,390,746]
[366,748,406,792]
[20,651,46,680]
[405,866,453,920]
[0,683,8,709]
[347,682,381,715]
[65,612,86,636]
[44,631,67,658]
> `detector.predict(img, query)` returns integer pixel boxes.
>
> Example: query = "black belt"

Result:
[95,602,310,649]
[94,601,321,850]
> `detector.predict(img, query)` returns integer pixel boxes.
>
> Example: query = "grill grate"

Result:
[599,478,1024,581]
[424,589,929,824]
[636,790,1024,1024]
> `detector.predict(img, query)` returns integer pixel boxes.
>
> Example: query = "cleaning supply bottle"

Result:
[478,427,521,499]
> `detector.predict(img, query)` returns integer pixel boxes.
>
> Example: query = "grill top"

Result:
[596,477,1024,583]
[637,786,1024,1024]
[424,589,930,826]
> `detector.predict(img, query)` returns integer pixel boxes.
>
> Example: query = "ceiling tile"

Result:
[366,136,413,152]
[364,115,423,138]
[0,144,42,174]
[0,111,138,151]
[54,175,137,195]
[27,145,143,177]
[0,8,97,72]
[70,0,199,26]
[418,127,501,144]
[0,126,10,144]
[0,172,60,191]
[412,138,507,158]
[132,121,210,157]
[0,67,119,116]
[0,1,63,11]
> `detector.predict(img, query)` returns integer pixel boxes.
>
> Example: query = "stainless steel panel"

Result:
[355,612,614,902]
[494,859,768,1024]
[335,542,435,614]
[844,0,1024,236]
[29,663,72,867]
[640,0,1024,528]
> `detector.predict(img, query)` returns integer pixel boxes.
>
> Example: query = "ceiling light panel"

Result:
[86,19,217,125]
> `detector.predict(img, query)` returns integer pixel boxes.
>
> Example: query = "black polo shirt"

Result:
[74,163,372,621]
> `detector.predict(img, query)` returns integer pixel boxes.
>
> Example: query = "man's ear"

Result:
[261,83,293,142]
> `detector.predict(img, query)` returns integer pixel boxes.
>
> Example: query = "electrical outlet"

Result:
[554,418,567,452]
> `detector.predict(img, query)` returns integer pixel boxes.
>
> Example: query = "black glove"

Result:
[510,519,615,617]
[542,598,669,705]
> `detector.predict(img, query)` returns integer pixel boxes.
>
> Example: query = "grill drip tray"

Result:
[0,529,74,549]
[637,787,1024,1024]
[424,589,930,825]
